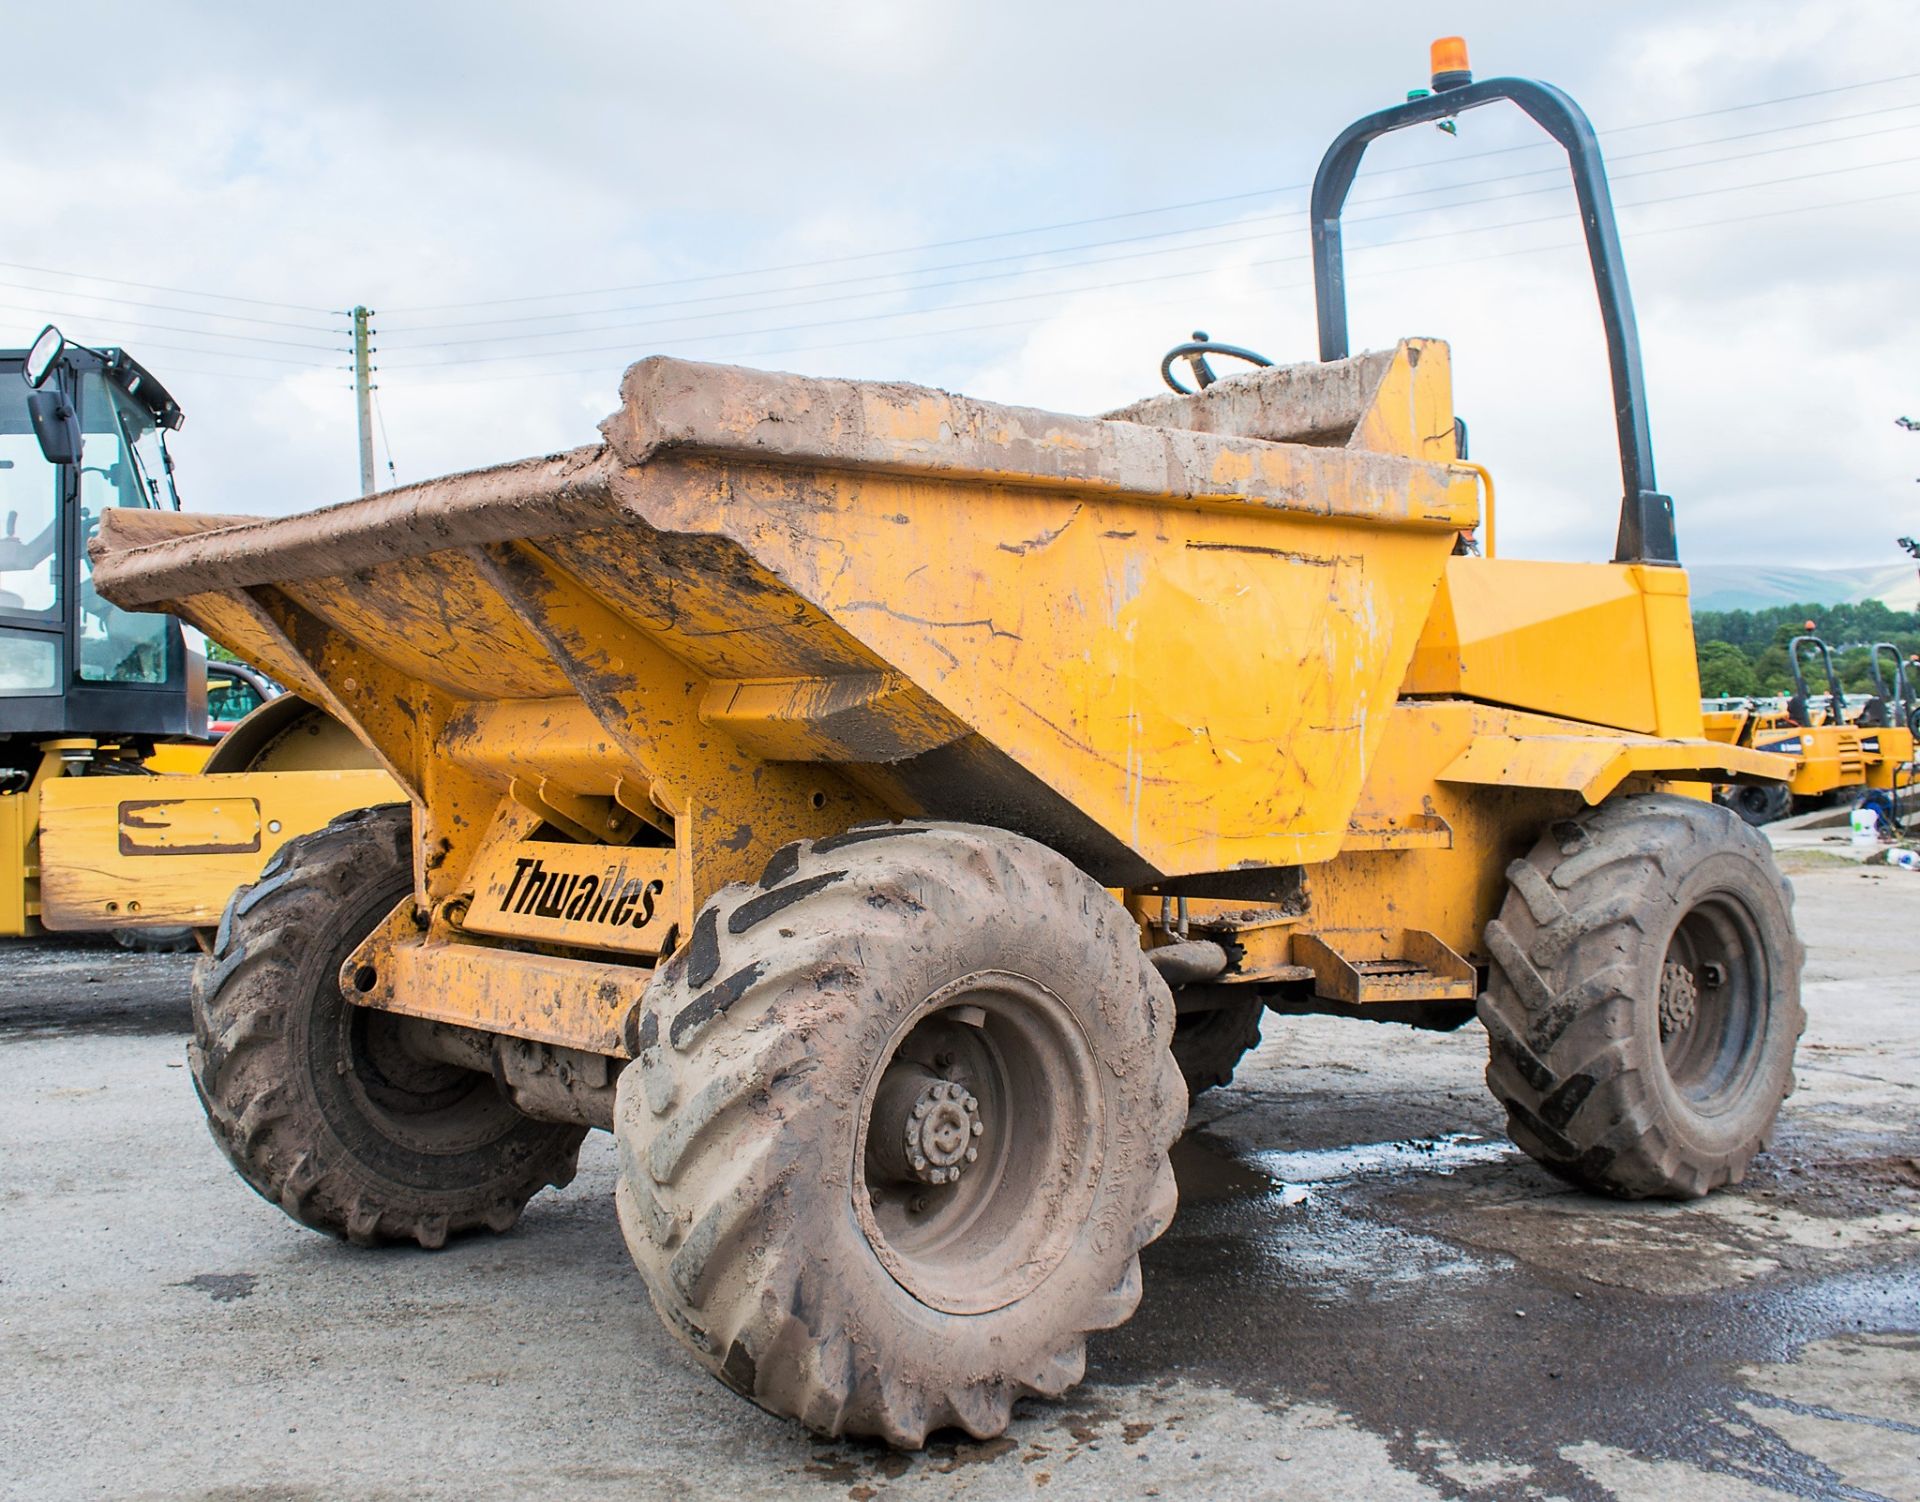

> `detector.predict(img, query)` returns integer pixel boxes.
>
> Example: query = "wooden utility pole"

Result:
[352,306,376,495]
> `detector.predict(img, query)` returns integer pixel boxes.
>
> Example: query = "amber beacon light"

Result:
[1430,35,1472,91]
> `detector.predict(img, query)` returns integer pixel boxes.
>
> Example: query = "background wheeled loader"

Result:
[95,43,1805,1449]
[0,326,397,943]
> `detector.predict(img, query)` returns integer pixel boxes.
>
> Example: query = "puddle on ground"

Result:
[1170,1129,1516,1210]
[1256,1133,1519,1191]
[1107,1125,1920,1500]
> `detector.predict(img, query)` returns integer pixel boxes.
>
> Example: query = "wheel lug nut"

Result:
[872,1065,989,1189]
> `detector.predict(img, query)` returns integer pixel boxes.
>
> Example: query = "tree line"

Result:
[1694,599,1920,699]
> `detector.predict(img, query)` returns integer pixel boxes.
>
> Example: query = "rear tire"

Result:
[190,805,585,1248]
[615,822,1184,1446]
[1480,793,1804,1199]
[113,925,196,954]
[1170,991,1265,1096]
[1723,782,1790,827]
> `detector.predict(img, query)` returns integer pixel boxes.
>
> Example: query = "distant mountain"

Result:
[1686,563,1920,613]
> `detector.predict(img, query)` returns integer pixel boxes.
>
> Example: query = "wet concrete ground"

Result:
[2,850,1916,1500]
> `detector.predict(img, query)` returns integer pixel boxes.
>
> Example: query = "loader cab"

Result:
[0,326,203,744]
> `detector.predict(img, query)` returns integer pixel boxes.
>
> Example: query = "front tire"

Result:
[615,822,1184,1447]
[190,805,586,1248]
[1480,793,1804,1199]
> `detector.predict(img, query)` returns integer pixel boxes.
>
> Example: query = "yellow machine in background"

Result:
[1712,633,1915,825]
[93,42,1808,1451]
[0,327,396,942]
[26,694,393,939]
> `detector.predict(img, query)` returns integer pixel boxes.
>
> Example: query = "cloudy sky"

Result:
[4,1,1916,565]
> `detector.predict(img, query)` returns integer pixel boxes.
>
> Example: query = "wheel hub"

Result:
[1659,960,1699,1040]
[870,1066,983,1186]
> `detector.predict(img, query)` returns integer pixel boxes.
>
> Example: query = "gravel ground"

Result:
[1,850,1915,1501]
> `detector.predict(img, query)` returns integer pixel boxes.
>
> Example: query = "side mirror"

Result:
[27,387,82,465]
[23,324,65,389]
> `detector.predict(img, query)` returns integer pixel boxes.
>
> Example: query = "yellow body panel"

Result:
[348,897,645,1057]
[35,768,399,931]
[1439,731,1775,804]
[1864,727,1916,790]
[629,461,1470,873]
[145,742,213,775]
[1,747,90,938]
[0,789,33,935]
[1305,698,1735,964]
[1750,722,1915,797]
[1406,558,1703,737]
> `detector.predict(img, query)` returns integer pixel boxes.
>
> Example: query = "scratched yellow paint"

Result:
[626,466,1466,872]
[36,768,401,930]
[1309,698,1757,960]
[1347,342,1460,466]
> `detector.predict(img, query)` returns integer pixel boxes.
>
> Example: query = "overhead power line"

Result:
[381,98,1920,337]
[133,362,296,385]
[0,277,340,334]
[379,150,1920,370]
[385,184,1920,390]
[68,337,343,368]
[380,69,1920,315]
[0,258,337,316]
[0,299,345,354]
[379,119,1920,353]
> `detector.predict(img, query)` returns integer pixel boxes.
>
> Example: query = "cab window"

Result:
[207,672,264,723]
[0,374,61,694]
[76,371,168,683]
[0,376,59,619]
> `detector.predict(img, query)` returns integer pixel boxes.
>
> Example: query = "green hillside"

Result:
[1692,598,1918,698]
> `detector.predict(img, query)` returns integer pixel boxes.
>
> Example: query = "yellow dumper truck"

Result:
[1713,634,1916,825]
[94,46,1802,1447]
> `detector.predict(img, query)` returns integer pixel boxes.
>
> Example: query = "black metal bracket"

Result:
[1870,642,1909,711]
[1310,76,1676,565]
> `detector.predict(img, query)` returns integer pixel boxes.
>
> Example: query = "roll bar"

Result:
[1787,635,1847,725]
[1862,642,1910,729]
[1310,75,1675,565]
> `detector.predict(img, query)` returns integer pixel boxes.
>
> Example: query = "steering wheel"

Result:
[1159,330,1275,394]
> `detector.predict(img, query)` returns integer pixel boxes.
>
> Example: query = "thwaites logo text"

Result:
[498,856,666,931]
